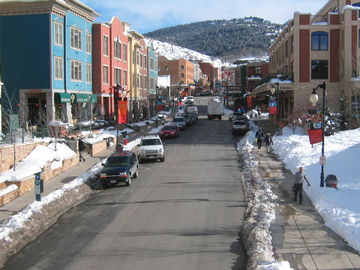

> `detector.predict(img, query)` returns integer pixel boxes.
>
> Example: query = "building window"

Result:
[137,74,140,87]
[311,60,328,79]
[86,34,91,54]
[144,76,147,88]
[150,58,155,70]
[291,35,294,53]
[150,77,154,90]
[181,65,184,71]
[86,63,92,83]
[71,60,82,81]
[181,73,185,78]
[123,70,127,86]
[165,66,168,72]
[144,56,147,69]
[103,65,109,84]
[255,67,262,75]
[103,35,109,56]
[115,68,122,85]
[123,44,127,61]
[137,53,141,66]
[114,39,121,59]
[54,56,63,80]
[311,32,328,51]
[54,21,63,46]
[70,27,82,50]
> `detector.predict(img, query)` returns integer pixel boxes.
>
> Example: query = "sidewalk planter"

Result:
[0,154,78,206]
[0,185,19,207]
[89,140,107,156]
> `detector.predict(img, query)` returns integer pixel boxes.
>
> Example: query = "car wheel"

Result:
[102,182,108,189]
[133,170,138,178]
[160,156,165,162]
[126,178,131,186]
[139,158,143,164]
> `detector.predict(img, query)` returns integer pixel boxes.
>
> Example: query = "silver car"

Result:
[172,116,187,130]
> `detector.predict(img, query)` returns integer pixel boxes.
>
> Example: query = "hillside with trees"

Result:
[144,17,283,62]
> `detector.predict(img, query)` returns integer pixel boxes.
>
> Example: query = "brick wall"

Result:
[0,142,48,173]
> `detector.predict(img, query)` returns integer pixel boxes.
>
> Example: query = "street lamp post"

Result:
[309,81,326,187]
[156,86,159,128]
[270,82,280,129]
[114,84,119,146]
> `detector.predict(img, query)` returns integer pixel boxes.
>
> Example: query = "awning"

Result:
[75,93,90,103]
[54,92,71,103]
[89,94,97,103]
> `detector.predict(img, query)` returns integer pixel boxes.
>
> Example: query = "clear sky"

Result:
[82,0,330,34]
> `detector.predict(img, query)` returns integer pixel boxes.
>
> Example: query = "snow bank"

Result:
[0,143,76,183]
[238,124,293,270]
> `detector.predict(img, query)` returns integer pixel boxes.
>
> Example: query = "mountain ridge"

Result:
[144,16,283,63]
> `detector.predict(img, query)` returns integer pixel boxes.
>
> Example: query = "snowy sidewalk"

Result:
[256,121,360,269]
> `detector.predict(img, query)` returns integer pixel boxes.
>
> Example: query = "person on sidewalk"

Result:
[79,139,86,162]
[263,133,273,153]
[255,128,264,149]
[293,166,311,204]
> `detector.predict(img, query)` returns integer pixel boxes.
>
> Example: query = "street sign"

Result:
[320,155,327,166]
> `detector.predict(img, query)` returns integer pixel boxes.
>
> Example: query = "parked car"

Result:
[100,151,139,188]
[183,114,193,126]
[159,124,180,138]
[230,112,249,122]
[232,120,249,135]
[138,135,165,163]
[189,113,197,123]
[173,116,187,130]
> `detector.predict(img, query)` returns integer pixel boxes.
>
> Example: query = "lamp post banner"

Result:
[269,96,277,115]
[307,109,323,145]
[117,100,128,124]
[308,129,323,144]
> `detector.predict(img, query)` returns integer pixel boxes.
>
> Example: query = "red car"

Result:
[159,124,180,138]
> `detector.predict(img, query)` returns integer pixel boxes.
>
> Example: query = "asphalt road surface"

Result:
[3,97,247,270]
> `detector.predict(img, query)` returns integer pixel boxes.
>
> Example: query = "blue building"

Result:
[0,0,99,127]
[147,42,159,116]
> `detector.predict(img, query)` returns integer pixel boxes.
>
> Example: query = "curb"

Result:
[0,174,99,267]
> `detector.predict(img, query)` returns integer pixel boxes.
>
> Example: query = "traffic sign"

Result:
[320,155,326,166]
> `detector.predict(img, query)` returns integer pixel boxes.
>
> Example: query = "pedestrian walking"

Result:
[263,133,273,153]
[255,128,264,149]
[293,167,311,204]
[79,139,86,162]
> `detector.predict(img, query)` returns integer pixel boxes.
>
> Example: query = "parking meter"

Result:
[34,172,44,201]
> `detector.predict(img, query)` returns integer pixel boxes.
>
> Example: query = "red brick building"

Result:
[93,17,129,120]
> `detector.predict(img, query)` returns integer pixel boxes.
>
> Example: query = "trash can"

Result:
[325,174,338,188]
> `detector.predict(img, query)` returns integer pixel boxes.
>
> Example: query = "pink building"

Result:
[93,17,129,120]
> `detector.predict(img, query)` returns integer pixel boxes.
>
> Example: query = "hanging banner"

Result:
[308,129,323,144]
[307,109,323,145]
[269,96,277,115]
[247,95,252,108]
[118,100,128,124]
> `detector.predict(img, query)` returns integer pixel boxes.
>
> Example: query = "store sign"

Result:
[269,96,277,115]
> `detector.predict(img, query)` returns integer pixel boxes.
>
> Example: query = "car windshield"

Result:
[105,156,130,167]
[163,126,177,130]
[173,118,184,122]
[141,139,162,145]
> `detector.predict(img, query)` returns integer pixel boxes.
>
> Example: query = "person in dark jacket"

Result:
[293,167,311,204]
[79,139,86,162]
[263,133,273,153]
[255,129,264,149]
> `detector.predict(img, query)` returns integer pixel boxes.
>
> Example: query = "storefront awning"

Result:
[54,92,71,103]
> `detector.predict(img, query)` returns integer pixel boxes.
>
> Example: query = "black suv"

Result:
[100,151,139,188]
